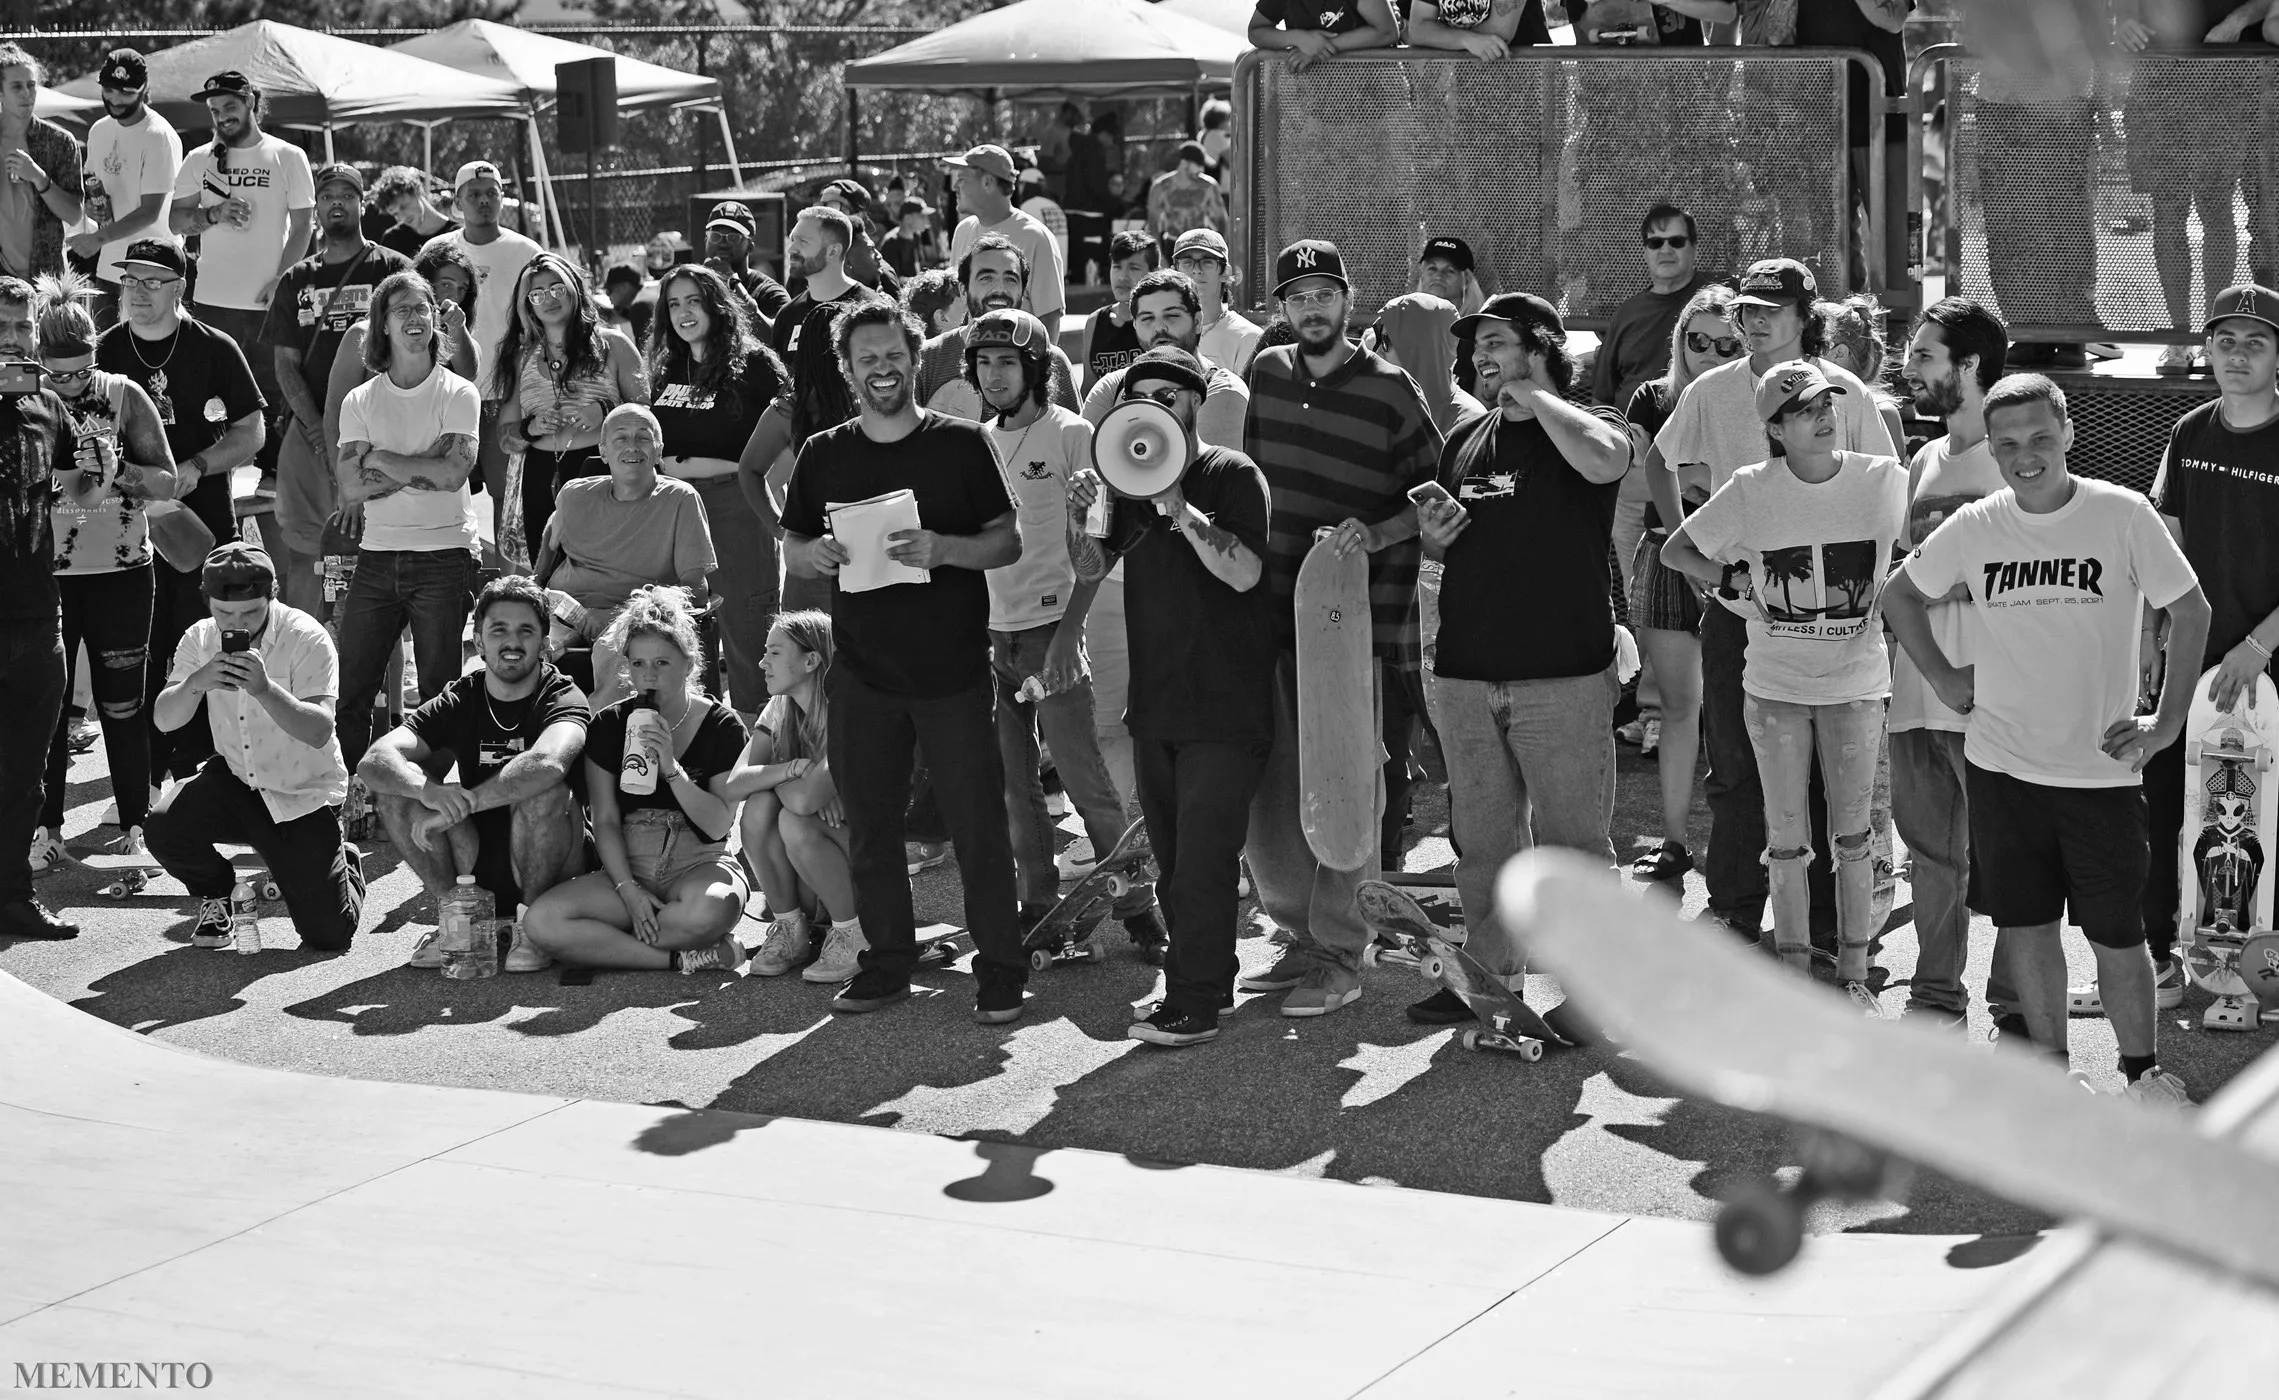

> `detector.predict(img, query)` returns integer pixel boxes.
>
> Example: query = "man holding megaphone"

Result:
[1070,345,1275,1047]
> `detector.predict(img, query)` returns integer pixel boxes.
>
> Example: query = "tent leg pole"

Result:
[846,88,860,180]
[715,107,742,186]
[423,124,433,177]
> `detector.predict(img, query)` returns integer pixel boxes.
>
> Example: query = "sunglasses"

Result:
[1686,332,1743,356]
[1645,235,1691,250]
[42,365,94,385]
[1124,385,1185,408]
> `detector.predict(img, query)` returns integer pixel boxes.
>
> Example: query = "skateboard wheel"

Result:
[1106,874,1131,898]
[262,881,282,901]
[1715,1182,1805,1277]
[1083,942,1106,962]
[1517,1039,1544,1062]
[1027,947,1052,974]
[1417,954,1446,982]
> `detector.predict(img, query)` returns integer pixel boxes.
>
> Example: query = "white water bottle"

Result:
[620,692,666,796]
[229,879,259,953]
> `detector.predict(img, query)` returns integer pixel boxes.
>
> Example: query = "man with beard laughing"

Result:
[360,574,593,974]
[780,299,1029,1024]
[915,232,1079,421]
[73,48,180,329]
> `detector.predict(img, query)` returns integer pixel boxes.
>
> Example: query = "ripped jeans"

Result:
[44,564,154,830]
[1742,694,1881,980]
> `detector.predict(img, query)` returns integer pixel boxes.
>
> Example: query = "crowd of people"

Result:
[0,18,2273,1091]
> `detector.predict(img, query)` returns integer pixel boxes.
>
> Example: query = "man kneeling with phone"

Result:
[147,542,368,951]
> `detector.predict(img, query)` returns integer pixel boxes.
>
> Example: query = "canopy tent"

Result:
[389,20,742,254]
[1151,0,1258,38]
[845,0,1247,98]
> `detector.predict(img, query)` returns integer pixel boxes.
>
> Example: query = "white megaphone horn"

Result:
[1092,398,1192,506]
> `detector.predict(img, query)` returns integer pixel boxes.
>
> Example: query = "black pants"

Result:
[2141,732,2186,966]
[0,618,66,902]
[1381,660,1433,862]
[147,558,216,783]
[145,759,366,951]
[1135,734,1269,1017]
[522,444,601,557]
[45,566,154,829]
[828,669,1021,980]
[1700,605,1836,932]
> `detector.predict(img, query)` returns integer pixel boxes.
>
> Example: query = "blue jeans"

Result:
[1744,695,1881,980]
[335,547,476,769]
[991,620,1152,913]
[1700,605,1836,933]
[0,618,65,901]
[1891,727,1973,1015]
[1245,651,1382,971]
[694,473,778,713]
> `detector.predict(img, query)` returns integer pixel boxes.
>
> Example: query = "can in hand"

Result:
[1083,490,1113,539]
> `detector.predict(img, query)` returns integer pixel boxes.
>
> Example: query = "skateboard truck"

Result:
[1716,1130,1914,1276]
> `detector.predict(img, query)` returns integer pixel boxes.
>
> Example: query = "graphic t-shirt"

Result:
[261,241,411,401]
[423,227,542,396]
[173,135,315,310]
[1084,307,1142,385]
[95,318,265,556]
[1889,434,2005,734]
[2153,398,2279,672]
[587,696,748,840]
[336,363,482,553]
[1681,451,1909,705]
[779,412,1015,699]
[652,347,785,462]
[404,663,589,792]
[84,110,183,282]
[1253,0,1377,32]
[1429,0,1554,43]
[0,386,70,621]
[51,373,149,574]
[1902,478,2199,787]
[985,406,1092,631]
[1433,406,1625,683]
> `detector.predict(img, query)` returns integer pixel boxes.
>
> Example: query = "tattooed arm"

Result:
[336,440,405,505]
[365,433,478,492]
[1159,486,1262,592]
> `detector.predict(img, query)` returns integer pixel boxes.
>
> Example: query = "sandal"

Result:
[1630,840,1694,883]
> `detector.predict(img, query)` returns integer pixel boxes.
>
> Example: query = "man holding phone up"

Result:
[1407,293,1630,1030]
[146,542,366,951]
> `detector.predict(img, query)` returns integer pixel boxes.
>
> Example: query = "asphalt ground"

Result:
[12,723,2274,1247]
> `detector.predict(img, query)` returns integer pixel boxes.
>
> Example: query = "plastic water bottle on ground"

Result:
[440,875,498,979]
[230,879,259,953]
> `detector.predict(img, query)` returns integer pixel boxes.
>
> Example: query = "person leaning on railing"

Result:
[1247,0,1399,71]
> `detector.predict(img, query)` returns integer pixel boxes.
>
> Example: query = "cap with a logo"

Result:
[1451,291,1565,344]
[201,541,276,601]
[706,200,756,236]
[943,144,1019,184]
[313,163,365,195]
[1273,239,1349,298]
[1123,345,1211,398]
[966,307,1051,352]
[119,237,187,278]
[1755,359,1849,422]
[1172,228,1230,263]
[99,49,148,91]
[1734,257,1818,309]
[2204,283,2279,334]
[1419,236,1475,272]
[453,160,503,190]
[194,71,257,103]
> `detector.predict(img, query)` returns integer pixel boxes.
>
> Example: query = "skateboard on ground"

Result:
[912,922,974,971]
[1498,848,2279,1286]
[1354,879,1572,1059]
[1020,818,1153,973]
[1294,528,1375,872]
[2177,667,2279,1033]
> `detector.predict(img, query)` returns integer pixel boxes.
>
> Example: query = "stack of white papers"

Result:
[827,489,931,593]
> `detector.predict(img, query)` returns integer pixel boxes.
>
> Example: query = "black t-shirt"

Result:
[780,411,1014,699]
[1628,379,1678,531]
[1105,445,1277,743]
[96,317,266,555]
[588,695,749,840]
[1433,406,1624,682]
[380,218,458,260]
[0,386,70,622]
[877,228,923,281]
[260,241,411,403]
[772,284,887,443]
[2156,399,2279,671]
[1084,307,1143,385]
[1573,0,1704,44]
[652,346,786,463]
[1253,0,1375,33]
[403,663,590,791]
[733,265,791,325]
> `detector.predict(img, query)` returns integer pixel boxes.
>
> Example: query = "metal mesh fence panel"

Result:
[1949,52,2279,340]
[2057,377,2218,497]
[1236,50,1862,328]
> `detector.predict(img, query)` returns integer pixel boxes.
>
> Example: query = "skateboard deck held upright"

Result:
[2178,666,2279,1032]
[1295,530,1375,872]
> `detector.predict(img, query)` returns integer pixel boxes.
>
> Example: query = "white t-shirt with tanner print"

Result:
[1680,450,1909,706]
[1888,435,2006,734]
[984,405,1091,632]
[1901,477,2199,788]
[337,363,483,554]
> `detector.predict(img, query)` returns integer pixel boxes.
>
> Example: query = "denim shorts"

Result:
[620,807,749,901]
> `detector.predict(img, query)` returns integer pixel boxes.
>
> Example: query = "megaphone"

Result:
[1092,398,1191,502]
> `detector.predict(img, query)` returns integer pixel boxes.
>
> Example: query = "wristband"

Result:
[2247,635,2273,662]
[614,879,636,892]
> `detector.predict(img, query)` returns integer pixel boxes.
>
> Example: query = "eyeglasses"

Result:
[388,305,437,323]
[1282,288,1342,311]
[1686,331,1743,356]
[525,285,570,303]
[1645,235,1692,250]
[1124,386,1184,408]
[118,274,180,292]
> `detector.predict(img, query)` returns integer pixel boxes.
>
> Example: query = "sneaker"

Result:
[2125,1068,2192,1107]
[0,898,77,940]
[905,840,949,875]
[1639,718,1662,757]
[2156,343,2197,375]
[1281,963,1363,1018]
[1056,837,1099,879]
[1844,980,1883,1017]
[802,922,869,983]
[116,825,147,858]
[191,896,234,948]
[831,967,912,1014]
[1988,1009,2030,1044]
[503,922,552,973]
[1630,840,1693,883]
[406,926,449,969]
[679,937,743,975]
[1119,907,1168,962]
[1615,718,1645,746]
[1238,945,1311,992]
[2068,957,2186,1016]
[1405,986,1477,1025]
[973,967,1027,1025]
[748,916,815,977]
[67,718,98,753]
[27,826,65,875]
[1128,1005,1220,1046]
[1044,789,1071,819]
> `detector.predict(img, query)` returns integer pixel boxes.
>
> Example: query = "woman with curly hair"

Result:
[647,262,788,720]
[522,585,750,974]
[1818,294,1909,457]
[493,251,647,560]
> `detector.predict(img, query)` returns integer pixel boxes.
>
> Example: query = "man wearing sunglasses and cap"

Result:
[73,48,181,329]
[421,160,542,498]
[944,145,1066,339]
[1069,345,1275,1046]
[700,199,789,325]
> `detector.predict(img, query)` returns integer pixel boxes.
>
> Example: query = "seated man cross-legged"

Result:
[357,574,592,972]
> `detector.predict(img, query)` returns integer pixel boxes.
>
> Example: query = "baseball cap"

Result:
[2205,283,2279,334]
[896,197,933,219]
[1172,228,1230,263]
[944,144,1018,184]
[453,160,504,190]
[119,237,187,278]
[1755,359,1849,422]
[966,307,1051,352]
[706,200,756,236]
[99,49,148,91]
[1419,236,1475,272]
[823,178,873,209]
[1123,345,1212,398]
[201,541,276,601]
[1176,139,1208,166]
[1452,291,1565,344]
[1734,257,1818,309]
[194,71,256,103]
[312,163,365,195]
[1273,239,1349,298]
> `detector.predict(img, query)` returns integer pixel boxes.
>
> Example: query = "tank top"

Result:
[516,342,622,430]
[52,372,148,575]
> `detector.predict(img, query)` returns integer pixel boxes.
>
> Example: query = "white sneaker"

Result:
[1615,719,1645,746]
[749,916,815,977]
[406,928,447,969]
[116,825,147,857]
[1844,980,1883,1017]
[502,922,551,973]
[2069,957,2186,1016]
[27,826,65,874]
[801,922,868,983]
[1044,789,1071,818]
[1639,718,1661,757]
[1056,837,1098,880]
[2124,1068,2191,1107]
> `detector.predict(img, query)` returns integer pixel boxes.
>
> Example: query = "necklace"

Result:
[128,322,180,372]
[994,413,1041,465]
[482,680,531,732]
